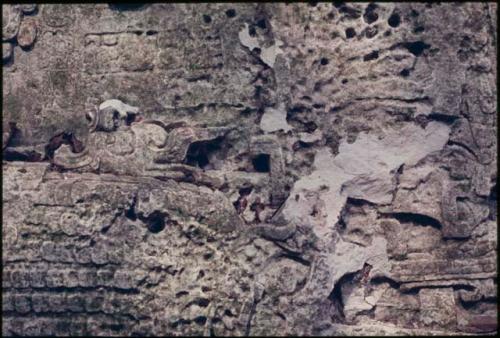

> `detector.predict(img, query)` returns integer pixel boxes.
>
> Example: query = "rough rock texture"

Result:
[2,3,498,336]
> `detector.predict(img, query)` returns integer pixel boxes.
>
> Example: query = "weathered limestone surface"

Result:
[2,3,497,336]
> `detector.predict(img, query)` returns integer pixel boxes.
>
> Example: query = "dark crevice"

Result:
[108,3,148,11]
[387,212,442,230]
[125,195,138,221]
[427,112,459,124]
[447,140,479,161]
[3,122,19,149]
[138,211,168,233]
[194,316,207,326]
[278,252,311,267]
[184,137,223,169]
[402,41,431,56]
[252,153,271,173]
[175,291,189,298]
[363,50,379,61]
[400,68,411,77]
[3,148,43,162]
[45,132,85,160]
[370,276,401,289]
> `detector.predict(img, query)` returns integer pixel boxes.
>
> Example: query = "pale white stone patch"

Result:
[282,121,451,237]
[99,99,140,118]
[259,103,292,133]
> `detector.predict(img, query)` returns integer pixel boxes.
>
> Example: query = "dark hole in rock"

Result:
[252,47,262,55]
[249,25,257,37]
[239,186,253,196]
[320,57,329,65]
[345,27,356,39]
[413,26,425,33]
[196,298,210,307]
[388,12,401,27]
[256,18,267,29]
[304,121,318,133]
[400,68,410,77]
[411,9,419,17]
[146,30,158,36]
[185,137,223,169]
[203,252,213,260]
[141,211,167,233]
[363,50,379,61]
[226,8,236,18]
[252,154,271,173]
[327,11,335,20]
[194,316,207,326]
[384,30,392,37]
[342,78,348,84]
[108,3,148,11]
[224,309,235,317]
[203,14,212,24]
[363,4,379,24]
[125,113,136,126]
[403,41,431,56]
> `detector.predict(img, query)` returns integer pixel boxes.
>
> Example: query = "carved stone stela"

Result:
[2,3,497,336]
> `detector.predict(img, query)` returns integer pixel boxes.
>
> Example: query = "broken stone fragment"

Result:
[17,18,37,48]
[2,5,22,42]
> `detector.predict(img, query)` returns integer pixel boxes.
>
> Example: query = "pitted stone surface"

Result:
[2,3,498,336]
